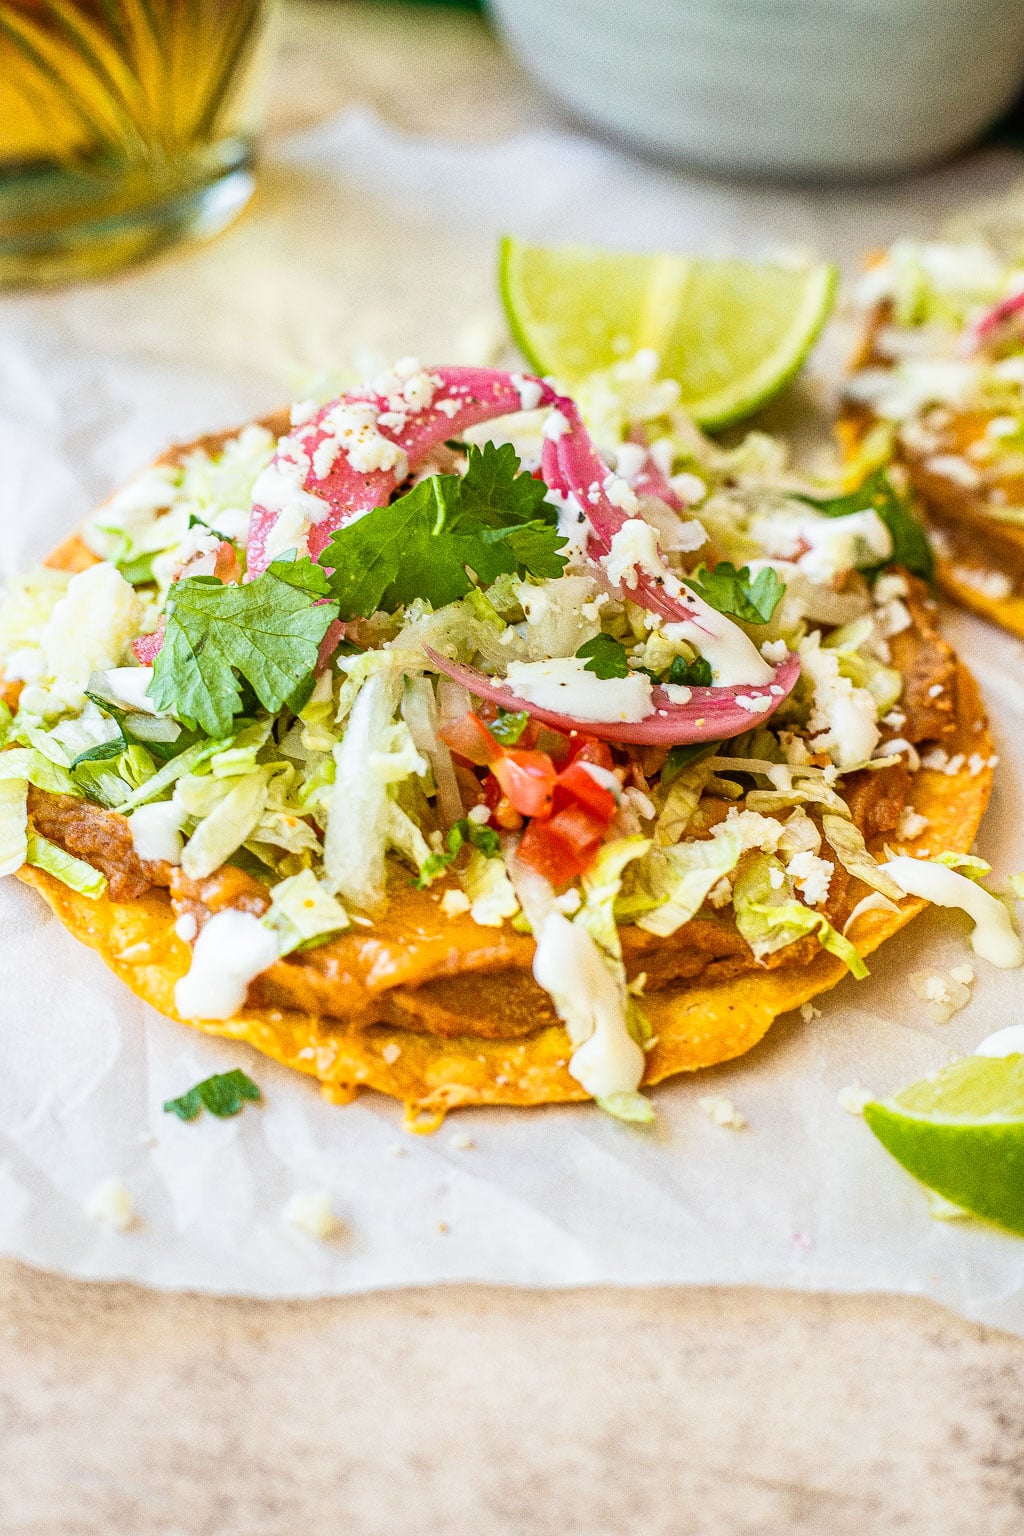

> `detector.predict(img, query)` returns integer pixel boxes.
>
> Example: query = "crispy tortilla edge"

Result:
[842,305,1024,642]
[10,426,996,1114]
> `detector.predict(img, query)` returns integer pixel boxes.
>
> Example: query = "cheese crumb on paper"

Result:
[698,1095,747,1130]
[284,1191,341,1241]
[85,1178,135,1231]
[909,969,973,1024]
[836,1082,873,1117]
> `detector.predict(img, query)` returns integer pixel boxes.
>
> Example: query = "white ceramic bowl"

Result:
[488,0,1024,179]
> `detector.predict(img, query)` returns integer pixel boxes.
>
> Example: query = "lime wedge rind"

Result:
[499,236,839,431]
[500,236,546,375]
[690,262,839,430]
[864,1053,1024,1238]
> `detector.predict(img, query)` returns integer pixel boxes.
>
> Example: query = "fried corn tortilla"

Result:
[846,296,1024,640]
[8,427,995,1117]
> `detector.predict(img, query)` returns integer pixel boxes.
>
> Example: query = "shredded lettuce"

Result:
[116,738,228,813]
[733,853,868,978]
[459,847,519,926]
[85,427,275,578]
[578,838,651,964]
[824,619,904,716]
[209,720,275,779]
[866,239,1005,330]
[180,771,270,880]
[596,1090,656,1124]
[323,671,405,912]
[250,806,322,861]
[745,778,853,820]
[335,648,426,725]
[0,778,28,876]
[262,870,350,954]
[934,850,992,883]
[653,758,714,846]
[0,747,80,798]
[627,830,742,938]
[821,814,904,900]
[576,838,653,1046]
[383,797,434,881]
[569,350,684,457]
[25,830,106,898]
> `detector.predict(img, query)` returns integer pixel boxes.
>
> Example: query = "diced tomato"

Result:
[214,540,241,583]
[441,714,619,839]
[491,748,559,819]
[439,712,502,766]
[566,737,614,771]
[132,618,165,664]
[517,803,609,885]
[555,758,618,821]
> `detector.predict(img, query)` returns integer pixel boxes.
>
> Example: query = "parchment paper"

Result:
[2,111,1024,1320]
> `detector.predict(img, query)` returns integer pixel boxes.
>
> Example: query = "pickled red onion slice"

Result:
[424,647,800,746]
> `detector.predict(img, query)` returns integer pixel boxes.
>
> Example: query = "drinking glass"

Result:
[0,0,278,287]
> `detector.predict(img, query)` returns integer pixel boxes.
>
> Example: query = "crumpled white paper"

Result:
[2,111,1024,1318]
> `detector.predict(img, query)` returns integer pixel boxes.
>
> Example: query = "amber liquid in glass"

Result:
[0,0,275,286]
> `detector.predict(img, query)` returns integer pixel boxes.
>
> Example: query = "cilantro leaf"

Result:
[417,816,502,888]
[684,562,785,625]
[661,740,718,787]
[71,735,126,768]
[488,518,568,582]
[458,441,556,528]
[319,442,567,620]
[576,633,631,679]
[163,1069,262,1122]
[264,552,333,594]
[116,551,157,586]
[488,708,530,746]
[797,468,933,579]
[187,511,232,543]
[149,560,338,738]
[82,688,204,765]
[320,477,469,618]
[667,654,713,687]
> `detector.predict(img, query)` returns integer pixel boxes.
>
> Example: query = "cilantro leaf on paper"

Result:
[798,467,933,579]
[684,562,785,625]
[319,442,567,620]
[416,815,502,888]
[163,1069,262,1122]
[149,559,337,738]
[575,633,631,679]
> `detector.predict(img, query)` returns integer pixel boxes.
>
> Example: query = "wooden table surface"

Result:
[3,5,1024,1531]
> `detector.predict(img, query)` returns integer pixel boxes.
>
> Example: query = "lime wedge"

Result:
[499,238,838,430]
[864,1055,1024,1236]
